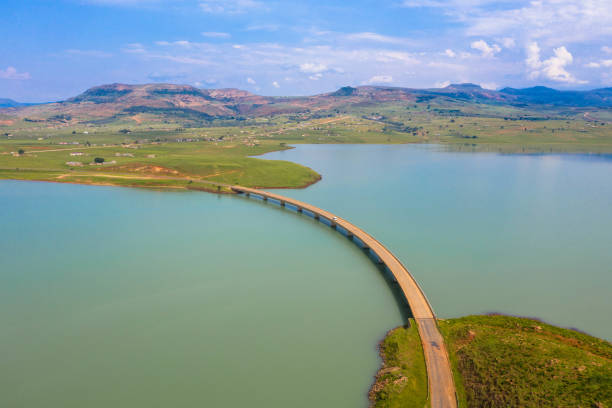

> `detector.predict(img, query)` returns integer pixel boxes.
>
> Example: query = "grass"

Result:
[369,319,429,408]
[1,107,611,192]
[372,315,612,408]
[438,315,612,408]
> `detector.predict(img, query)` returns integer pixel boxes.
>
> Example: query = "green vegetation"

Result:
[371,315,612,408]
[439,315,612,408]
[369,319,428,408]
[2,83,612,191]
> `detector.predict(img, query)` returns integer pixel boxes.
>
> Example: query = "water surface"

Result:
[263,144,612,340]
[2,143,611,407]
[0,180,402,407]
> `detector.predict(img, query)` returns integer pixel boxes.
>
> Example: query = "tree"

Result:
[18,149,24,155]
[94,157,105,164]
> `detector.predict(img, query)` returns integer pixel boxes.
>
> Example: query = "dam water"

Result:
[1,144,611,407]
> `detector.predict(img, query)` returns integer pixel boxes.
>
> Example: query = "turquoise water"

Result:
[0,181,403,407]
[263,145,612,340]
[1,144,612,407]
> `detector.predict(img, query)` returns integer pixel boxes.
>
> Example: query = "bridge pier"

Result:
[297,207,303,213]
[314,214,320,220]
[330,222,337,229]
[263,196,267,201]
[280,201,285,207]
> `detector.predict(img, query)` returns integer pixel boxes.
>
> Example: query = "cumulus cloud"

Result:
[585,59,612,68]
[602,46,612,54]
[364,75,393,84]
[272,81,280,88]
[470,39,501,57]
[246,77,256,84]
[444,49,456,58]
[435,80,451,88]
[463,0,612,45]
[479,82,498,90]
[299,63,328,74]
[0,66,31,80]
[500,37,516,48]
[525,42,586,84]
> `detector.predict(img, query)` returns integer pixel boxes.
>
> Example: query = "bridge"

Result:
[232,185,457,408]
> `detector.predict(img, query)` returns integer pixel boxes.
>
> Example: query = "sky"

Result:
[1,0,612,101]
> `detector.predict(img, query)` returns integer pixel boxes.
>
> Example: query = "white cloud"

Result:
[299,63,328,74]
[435,80,451,88]
[202,32,231,38]
[199,0,262,14]
[81,0,162,6]
[272,81,280,88]
[246,77,256,84]
[308,73,323,80]
[364,75,393,84]
[444,49,456,58]
[156,40,192,47]
[500,37,516,49]
[65,49,113,58]
[470,39,501,57]
[122,43,146,54]
[345,32,409,45]
[585,59,612,68]
[0,66,31,80]
[246,24,279,32]
[463,0,612,45]
[602,46,612,54]
[525,42,586,84]
[479,82,498,90]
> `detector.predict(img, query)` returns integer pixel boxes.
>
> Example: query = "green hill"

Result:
[371,315,612,408]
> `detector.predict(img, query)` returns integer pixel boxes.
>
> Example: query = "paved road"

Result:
[232,185,457,408]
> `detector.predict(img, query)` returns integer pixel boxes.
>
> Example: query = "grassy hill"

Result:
[371,315,612,408]
[3,83,612,127]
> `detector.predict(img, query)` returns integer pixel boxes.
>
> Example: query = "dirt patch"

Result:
[0,120,14,126]
[113,163,181,176]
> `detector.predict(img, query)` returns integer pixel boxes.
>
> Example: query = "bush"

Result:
[94,157,105,164]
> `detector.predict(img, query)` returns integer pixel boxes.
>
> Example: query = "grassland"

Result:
[371,315,611,408]
[2,99,612,192]
[369,319,429,408]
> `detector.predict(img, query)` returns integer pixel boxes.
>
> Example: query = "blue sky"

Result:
[1,0,611,101]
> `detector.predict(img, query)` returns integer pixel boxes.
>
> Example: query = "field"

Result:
[2,101,612,192]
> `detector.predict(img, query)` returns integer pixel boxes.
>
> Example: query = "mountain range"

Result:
[2,83,611,125]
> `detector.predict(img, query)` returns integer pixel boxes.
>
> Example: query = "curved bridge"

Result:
[232,185,457,408]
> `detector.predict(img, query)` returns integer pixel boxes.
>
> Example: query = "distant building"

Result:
[70,152,83,156]
[66,161,83,166]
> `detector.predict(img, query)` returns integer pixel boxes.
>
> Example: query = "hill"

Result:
[371,315,612,408]
[3,83,612,127]
[0,98,38,108]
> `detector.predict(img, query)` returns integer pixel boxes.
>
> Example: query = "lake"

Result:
[1,144,611,407]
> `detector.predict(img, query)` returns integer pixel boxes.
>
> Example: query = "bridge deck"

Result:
[232,185,457,408]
